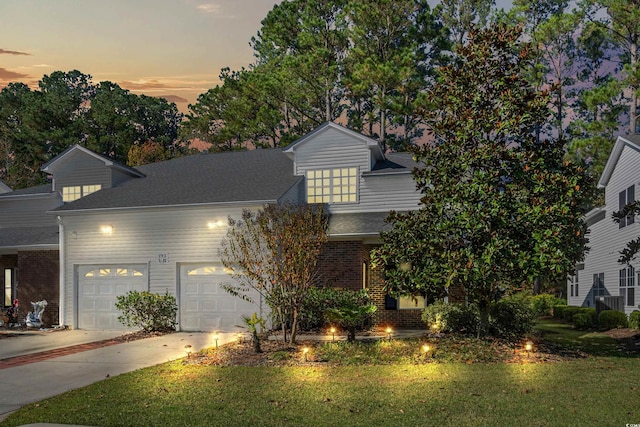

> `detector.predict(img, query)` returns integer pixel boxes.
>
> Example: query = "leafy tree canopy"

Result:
[372,23,593,335]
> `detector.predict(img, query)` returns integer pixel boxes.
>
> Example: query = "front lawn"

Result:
[2,320,639,427]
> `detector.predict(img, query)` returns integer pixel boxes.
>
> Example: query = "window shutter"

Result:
[619,190,626,228]
[628,186,635,225]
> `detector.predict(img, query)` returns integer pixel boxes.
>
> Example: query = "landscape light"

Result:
[525,341,533,352]
[386,327,392,340]
[303,347,309,362]
[213,334,219,349]
[422,344,431,354]
[330,326,336,342]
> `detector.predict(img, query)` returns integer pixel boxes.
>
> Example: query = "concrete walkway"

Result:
[0,330,235,422]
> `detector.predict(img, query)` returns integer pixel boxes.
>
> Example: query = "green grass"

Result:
[534,318,621,357]
[2,319,639,427]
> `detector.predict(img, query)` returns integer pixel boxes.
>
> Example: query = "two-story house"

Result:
[568,134,640,315]
[27,122,424,331]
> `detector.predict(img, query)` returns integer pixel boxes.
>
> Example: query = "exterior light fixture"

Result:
[100,225,113,235]
[386,327,392,340]
[422,344,431,354]
[330,326,336,342]
[207,220,225,230]
[185,344,192,358]
[213,333,219,349]
[303,347,309,362]
[525,341,533,352]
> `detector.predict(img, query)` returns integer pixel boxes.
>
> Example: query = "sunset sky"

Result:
[1,0,511,112]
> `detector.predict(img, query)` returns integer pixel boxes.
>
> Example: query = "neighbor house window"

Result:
[620,266,635,306]
[618,185,635,228]
[306,167,357,204]
[62,184,102,202]
[592,272,605,306]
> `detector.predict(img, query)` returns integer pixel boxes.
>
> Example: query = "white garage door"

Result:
[179,264,263,332]
[77,265,148,330]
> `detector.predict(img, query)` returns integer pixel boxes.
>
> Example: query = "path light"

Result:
[524,341,534,353]
[330,326,336,342]
[303,347,309,362]
[213,333,219,350]
[184,344,192,358]
[386,327,393,340]
[422,344,431,354]
[236,332,243,343]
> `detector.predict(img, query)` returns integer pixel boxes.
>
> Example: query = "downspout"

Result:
[57,216,65,328]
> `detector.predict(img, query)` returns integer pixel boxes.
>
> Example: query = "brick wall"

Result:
[17,250,59,327]
[317,241,363,290]
[318,242,425,329]
[364,244,424,329]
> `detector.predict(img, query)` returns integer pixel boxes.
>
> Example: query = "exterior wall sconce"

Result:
[207,220,225,230]
[100,225,113,235]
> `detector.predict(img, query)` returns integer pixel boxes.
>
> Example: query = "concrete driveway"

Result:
[0,330,234,421]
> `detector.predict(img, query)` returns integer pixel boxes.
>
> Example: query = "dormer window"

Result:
[306,167,357,204]
[62,184,102,202]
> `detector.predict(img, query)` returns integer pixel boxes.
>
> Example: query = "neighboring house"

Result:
[568,134,640,315]
[0,182,61,326]
[42,122,422,331]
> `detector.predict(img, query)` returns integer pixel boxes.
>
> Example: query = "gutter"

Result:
[58,216,65,328]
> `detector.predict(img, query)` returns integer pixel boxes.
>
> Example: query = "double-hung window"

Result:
[618,185,635,228]
[620,266,635,307]
[306,168,357,204]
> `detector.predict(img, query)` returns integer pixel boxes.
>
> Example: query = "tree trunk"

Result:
[477,301,490,338]
[252,329,262,353]
[289,307,299,344]
[534,277,541,295]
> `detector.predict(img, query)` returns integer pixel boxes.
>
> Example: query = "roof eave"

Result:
[598,135,640,188]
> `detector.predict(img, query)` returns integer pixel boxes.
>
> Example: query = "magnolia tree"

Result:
[372,23,593,336]
[220,203,328,344]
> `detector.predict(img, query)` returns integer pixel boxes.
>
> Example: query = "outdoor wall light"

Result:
[100,225,113,235]
[207,220,225,230]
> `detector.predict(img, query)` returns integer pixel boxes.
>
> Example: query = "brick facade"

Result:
[317,241,425,329]
[16,250,59,327]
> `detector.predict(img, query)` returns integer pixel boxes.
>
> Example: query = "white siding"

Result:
[329,173,421,214]
[293,127,372,176]
[52,150,112,191]
[575,144,640,315]
[60,204,263,327]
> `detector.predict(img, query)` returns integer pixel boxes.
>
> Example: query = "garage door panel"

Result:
[77,264,147,330]
[180,264,264,332]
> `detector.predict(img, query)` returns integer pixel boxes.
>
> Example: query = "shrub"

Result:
[422,301,478,335]
[531,294,565,317]
[629,311,640,330]
[572,312,594,329]
[562,306,583,323]
[325,304,377,342]
[115,290,177,332]
[598,310,628,330]
[553,305,568,319]
[489,298,537,338]
[299,288,373,331]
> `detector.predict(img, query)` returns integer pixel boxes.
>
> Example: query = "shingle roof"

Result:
[328,212,392,237]
[54,149,301,212]
[365,152,419,175]
[0,226,59,249]
[0,183,52,198]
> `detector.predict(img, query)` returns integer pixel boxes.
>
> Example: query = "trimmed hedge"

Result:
[629,311,640,330]
[553,305,569,319]
[531,294,565,317]
[422,301,478,335]
[572,312,594,329]
[115,290,177,332]
[299,288,374,331]
[598,310,628,330]
[489,298,537,338]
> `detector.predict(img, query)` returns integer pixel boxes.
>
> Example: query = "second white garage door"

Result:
[77,265,148,330]
[179,264,263,332]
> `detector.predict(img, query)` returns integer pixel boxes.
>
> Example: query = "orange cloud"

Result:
[0,68,29,80]
[158,94,189,103]
[0,48,30,56]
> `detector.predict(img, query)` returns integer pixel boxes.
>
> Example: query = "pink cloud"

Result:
[197,3,222,14]
[0,48,30,56]
[0,68,29,80]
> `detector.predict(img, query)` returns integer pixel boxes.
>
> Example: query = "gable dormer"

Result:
[41,145,145,202]
[283,122,385,205]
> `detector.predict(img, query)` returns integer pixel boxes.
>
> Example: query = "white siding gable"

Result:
[574,138,640,314]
